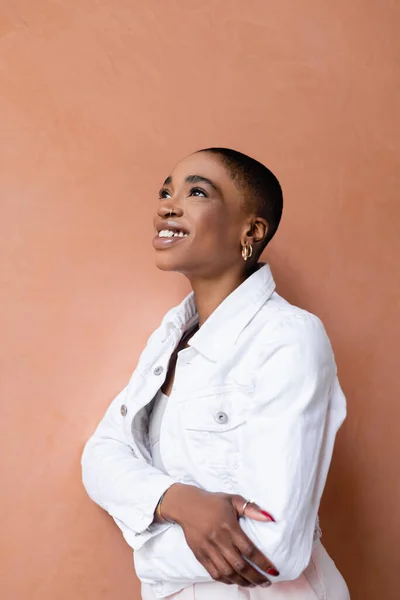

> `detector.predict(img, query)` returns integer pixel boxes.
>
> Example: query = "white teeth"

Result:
[158,229,188,238]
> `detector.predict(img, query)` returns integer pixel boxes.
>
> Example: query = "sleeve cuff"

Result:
[117,477,177,551]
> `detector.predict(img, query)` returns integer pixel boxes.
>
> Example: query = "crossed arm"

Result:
[82,315,345,596]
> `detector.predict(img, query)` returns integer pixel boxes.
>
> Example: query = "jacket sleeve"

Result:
[238,314,346,581]
[81,383,178,548]
[131,314,346,595]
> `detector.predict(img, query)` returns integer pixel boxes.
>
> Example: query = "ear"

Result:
[241,217,269,247]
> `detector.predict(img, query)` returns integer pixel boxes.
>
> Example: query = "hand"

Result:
[159,484,278,587]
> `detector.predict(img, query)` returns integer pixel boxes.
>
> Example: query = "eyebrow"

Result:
[162,174,220,193]
[186,174,220,192]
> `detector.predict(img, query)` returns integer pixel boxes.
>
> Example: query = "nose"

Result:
[158,203,184,218]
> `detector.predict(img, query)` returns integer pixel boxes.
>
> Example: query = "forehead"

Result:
[168,152,240,197]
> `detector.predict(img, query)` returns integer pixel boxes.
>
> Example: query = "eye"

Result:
[159,188,171,199]
[189,187,207,197]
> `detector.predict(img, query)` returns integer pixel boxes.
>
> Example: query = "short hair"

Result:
[197,147,283,248]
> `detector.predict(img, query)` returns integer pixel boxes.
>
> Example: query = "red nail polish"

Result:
[261,510,276,522]
[267,568,280,577]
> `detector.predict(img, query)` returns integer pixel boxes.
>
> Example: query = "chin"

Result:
[154,254,183,272]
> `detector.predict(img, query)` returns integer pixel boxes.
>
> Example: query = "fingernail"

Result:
[261,510,276,522]
[267,568,280,577]
[261,581,271,587]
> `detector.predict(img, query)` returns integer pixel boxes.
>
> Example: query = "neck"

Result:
[188,265,256,327]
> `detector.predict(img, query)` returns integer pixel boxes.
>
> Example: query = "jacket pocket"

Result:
[181,387,250,469]
[184,404,246,433]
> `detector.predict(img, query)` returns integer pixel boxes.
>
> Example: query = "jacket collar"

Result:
[163,264,276,362]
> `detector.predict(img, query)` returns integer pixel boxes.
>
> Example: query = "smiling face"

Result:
[153,152,262,278]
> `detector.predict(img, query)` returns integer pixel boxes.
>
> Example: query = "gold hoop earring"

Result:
[241,243,253,261]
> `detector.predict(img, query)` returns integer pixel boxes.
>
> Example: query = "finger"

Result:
[230,495,248,517]
[231,527,279,578]
[193,548,230,584]
[244,503,276,523]
[231,496,275,522]
[220,541,272,586]
[204,544,255,587]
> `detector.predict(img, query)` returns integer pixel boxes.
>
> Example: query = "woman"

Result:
[81,148,350,599]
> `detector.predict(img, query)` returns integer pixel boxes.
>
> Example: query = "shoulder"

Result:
[254,293,335,367]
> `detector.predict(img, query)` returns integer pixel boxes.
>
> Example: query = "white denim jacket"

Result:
[81,264,346,598]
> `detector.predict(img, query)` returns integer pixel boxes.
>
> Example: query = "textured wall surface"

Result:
[0,2,399,599]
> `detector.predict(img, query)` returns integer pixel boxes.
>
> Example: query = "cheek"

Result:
[199,212,223,233]
[192,206,238,246]
[202,225,240,258]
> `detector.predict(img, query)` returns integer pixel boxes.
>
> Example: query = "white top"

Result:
[82,264,347,599]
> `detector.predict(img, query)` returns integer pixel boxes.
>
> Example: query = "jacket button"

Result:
[120,404,128,417]
[215,411,228,424]
[153,366,164,376]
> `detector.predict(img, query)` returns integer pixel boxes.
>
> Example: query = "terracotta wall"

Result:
[1,2,399,599]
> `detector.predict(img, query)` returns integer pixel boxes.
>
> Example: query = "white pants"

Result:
[141,541,350,600]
